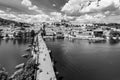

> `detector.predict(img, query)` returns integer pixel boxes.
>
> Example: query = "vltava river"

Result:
[0,39,30,75]
[46,39,120,80]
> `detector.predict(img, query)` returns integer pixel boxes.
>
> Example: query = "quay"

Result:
[33,33,56,80]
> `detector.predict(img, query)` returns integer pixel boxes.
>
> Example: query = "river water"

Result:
[0,39,31,76]
[45,39,120,80]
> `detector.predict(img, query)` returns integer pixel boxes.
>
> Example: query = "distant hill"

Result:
[93,23,120,27]
[0,17,32,27]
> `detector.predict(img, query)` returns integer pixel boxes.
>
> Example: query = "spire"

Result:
[97,0,101,6]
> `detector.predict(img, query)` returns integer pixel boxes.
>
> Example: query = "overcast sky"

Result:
[0,0,120,23]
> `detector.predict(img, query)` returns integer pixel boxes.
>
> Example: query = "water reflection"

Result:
[12,38,33,45]
[109,39,120,45]
[0,39,2,45]
[0,39,30,75]
[5,38,9,43]
[45,39,120,80]
[13,39,17,45]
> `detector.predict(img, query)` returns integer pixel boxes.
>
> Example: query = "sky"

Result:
[0,0,120,23]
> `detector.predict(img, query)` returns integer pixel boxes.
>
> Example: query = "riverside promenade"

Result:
[35,33,56,80]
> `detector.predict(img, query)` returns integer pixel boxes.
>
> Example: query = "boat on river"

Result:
[88,37,106,43]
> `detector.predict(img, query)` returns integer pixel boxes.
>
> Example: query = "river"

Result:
[0,39,31,76]
[45,39,120,80]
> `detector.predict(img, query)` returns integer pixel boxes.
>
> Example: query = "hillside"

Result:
[0,17,32,27]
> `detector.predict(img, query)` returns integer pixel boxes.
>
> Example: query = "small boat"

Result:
[15,63,25,70]
[21,54,30,58]
[10,68,23,79]
[88,37,106,43]
[28,44,32,47]
[25,47,31,52]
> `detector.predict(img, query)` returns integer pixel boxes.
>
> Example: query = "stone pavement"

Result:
[36,34,56,80]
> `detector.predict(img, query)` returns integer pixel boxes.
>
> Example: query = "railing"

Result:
[32,34,39,80]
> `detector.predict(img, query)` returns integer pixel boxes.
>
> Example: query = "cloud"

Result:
[17,13,50,23]
[31,14,50,22]
[6,8,12,12]
[21,0,43,13]
[21,0,32,7]
[29,5,38,10]
[61,0,120,23]
[0,9,119,24]
[104,11,110,15]
[52,4,56,7]
[50,12,62,16]
[73,13,106,23]
[50,12,62,21]
[62,0,120,15]
[0,11,17,20]
[0,10,5,14]
[98,15,120,23]
[0,9,49,23]
[50,12,75,22]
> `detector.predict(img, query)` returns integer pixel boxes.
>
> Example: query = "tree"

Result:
[31,30,35,38]
[17,31,23,38]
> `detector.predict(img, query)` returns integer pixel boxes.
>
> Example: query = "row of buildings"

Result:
[0,24,36,39]
[41,21,120,41]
